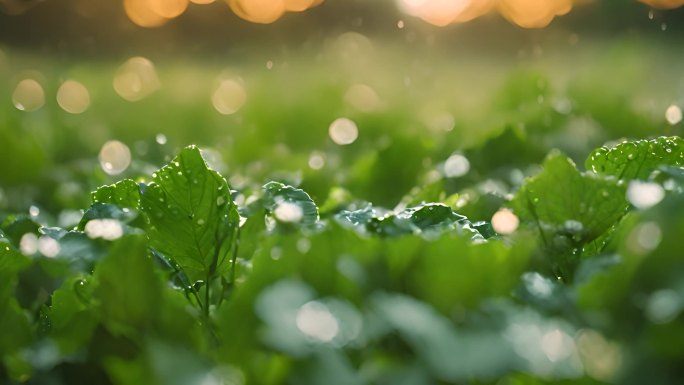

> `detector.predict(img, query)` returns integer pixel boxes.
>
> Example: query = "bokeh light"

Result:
[12,78,45,112]
[627,181,665,209]
[665,104,682,125]
[212,79,247,115]
[225,0,321,24]
[113,56,160,101]
[148,0,189,18]
[344,84,380,112]
[443,153,470,177]
[295,301,339,342]
[84,219,125,240]
[398,0,576,28]
[123,0,170,28]
[328,118,359,145]
[491,209,519,234]
[99,140,132,175]
[56,80,91,114]
[639,0,684,9]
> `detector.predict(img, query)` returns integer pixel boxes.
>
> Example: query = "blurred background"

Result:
[1,0,684,221]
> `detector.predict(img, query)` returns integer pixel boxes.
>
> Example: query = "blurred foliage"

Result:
[1,12,684,384]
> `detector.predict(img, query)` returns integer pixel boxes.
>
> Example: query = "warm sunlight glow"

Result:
[148,0,189,18]
[639,0,684,9]
[226,0,286,24]
[226,0,321,24]
[398,0,576,28]
[124,0,170,28]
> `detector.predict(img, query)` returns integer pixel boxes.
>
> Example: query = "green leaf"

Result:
[93,235,163,336]
[141,146,239,282]
[50,276,98,353]
[0,243,33,355]
[0,240,31,279]
[92,179,141,209]
[511,151,628,245]
[586,136,684,180]
[335,203,483,240]
[510,151,629,279]
[262,181,319,228]
[77,203,139,231]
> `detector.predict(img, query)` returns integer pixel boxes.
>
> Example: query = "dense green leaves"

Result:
[1,137,684,385]
[141,146,240,282]
[586,136,684,180]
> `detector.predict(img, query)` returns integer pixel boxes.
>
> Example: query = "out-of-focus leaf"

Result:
[586,136,683,180]
[141,146,239,282]
[50,276,98,353]
[93,235,162,336]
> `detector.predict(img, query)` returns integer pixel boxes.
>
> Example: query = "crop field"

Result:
[1,1,684,384]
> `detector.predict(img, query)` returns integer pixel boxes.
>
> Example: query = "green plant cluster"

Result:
[1,135,683,385]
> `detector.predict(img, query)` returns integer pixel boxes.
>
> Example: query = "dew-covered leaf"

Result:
[91,179,141,209]
[511,151,628,247]
[0,240,31,278]
[586,136,683,181]
[335,203,483,240]
[262,181,319,228]
[141,146,239,282]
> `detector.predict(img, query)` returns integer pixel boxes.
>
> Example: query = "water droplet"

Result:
[155,133,167,145]
[197,219,205,225]
[217,196,226,206]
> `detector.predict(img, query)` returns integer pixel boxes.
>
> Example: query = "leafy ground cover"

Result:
[1,38,684,384]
